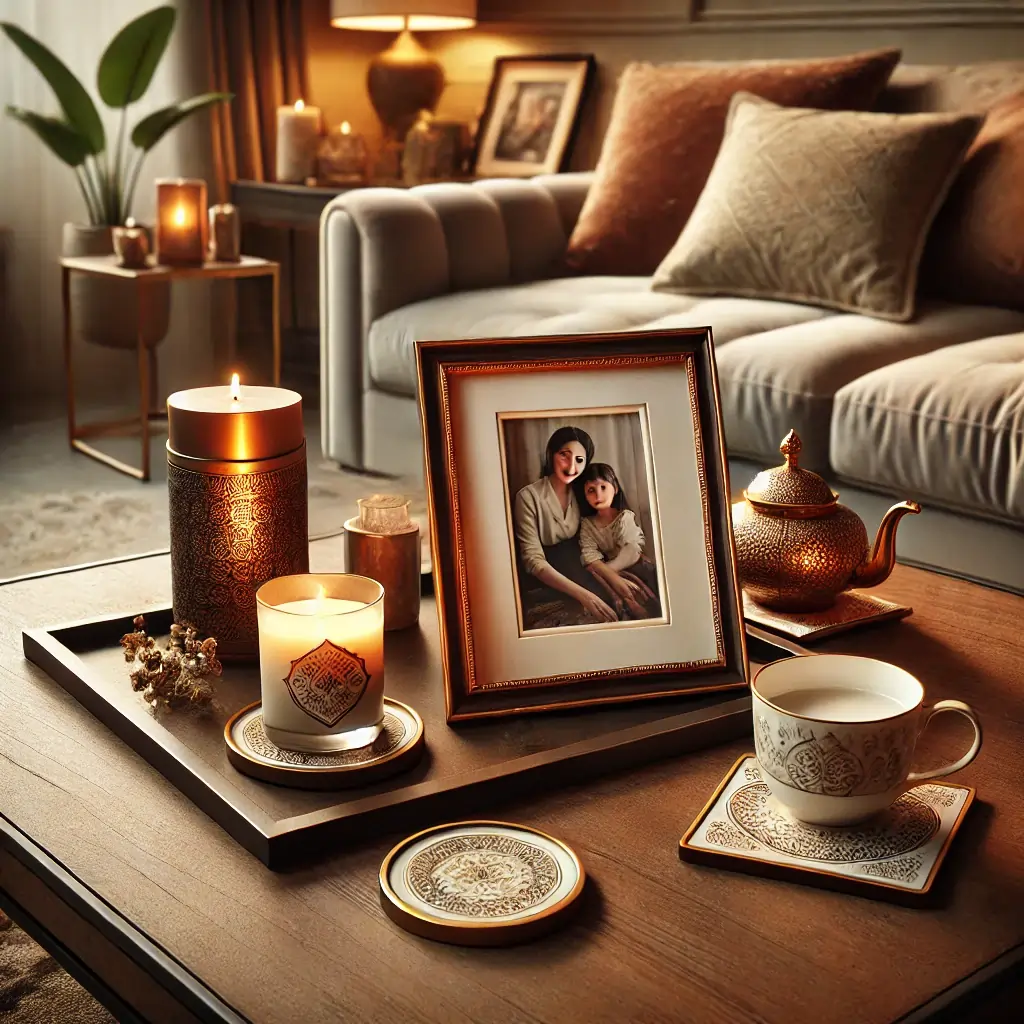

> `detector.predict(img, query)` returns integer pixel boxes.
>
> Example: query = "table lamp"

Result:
[330,1,476,142]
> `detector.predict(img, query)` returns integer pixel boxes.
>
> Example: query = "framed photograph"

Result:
[416,329,749,722]
[472,54,595,178]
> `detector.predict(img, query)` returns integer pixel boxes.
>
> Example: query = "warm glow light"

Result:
[315,585,327,615]
[330,15,475,30]
[172,204,186,227]
[294,98,305,112]
[230,373,241,402]
[340,120,352,135]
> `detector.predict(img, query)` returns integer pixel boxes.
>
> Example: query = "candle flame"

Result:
[294,98,305,112]
[341,120,351,135]
[172,204,186,227]
[315,584,327,614]
[230,373,241,402]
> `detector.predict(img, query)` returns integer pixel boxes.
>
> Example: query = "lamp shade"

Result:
[330,0,476,31]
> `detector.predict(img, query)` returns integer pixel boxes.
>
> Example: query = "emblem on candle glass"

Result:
[284,639,370,727]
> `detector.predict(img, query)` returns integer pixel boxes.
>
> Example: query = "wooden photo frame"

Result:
[416,329,749,722]
[471,53,595,177]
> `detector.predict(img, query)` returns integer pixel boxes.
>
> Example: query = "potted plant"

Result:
[2,6,231,350]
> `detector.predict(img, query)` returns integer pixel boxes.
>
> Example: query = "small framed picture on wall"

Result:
[472,53,596,178]
[416,328,749,721]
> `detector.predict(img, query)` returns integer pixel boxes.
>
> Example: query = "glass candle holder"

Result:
[208,202,241,261]
[256,574,385,752]
[155,177,207,266]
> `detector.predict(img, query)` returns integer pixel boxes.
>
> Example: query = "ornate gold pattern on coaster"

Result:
[743,589,912,643]
[405,833,561,919]
[284,640,369,727]
[224,697,424,790]
[168,455,308,653]
[680,756,974,904]
[380,822,585,946]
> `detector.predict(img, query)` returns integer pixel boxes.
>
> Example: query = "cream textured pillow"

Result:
[652,93,982,321]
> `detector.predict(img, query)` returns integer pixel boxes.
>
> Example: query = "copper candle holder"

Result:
[166,379,309,659]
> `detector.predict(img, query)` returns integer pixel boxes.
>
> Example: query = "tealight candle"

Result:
[275,98,322,183]
[166,374,308,658]
[155,178,207,265]
[317,120,368,185]
[256,574,385,752]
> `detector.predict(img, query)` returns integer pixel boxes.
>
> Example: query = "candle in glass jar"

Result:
[208,202,241,261]
[155,178,207,265]
[276,98,322,183]
[256,574,385,752]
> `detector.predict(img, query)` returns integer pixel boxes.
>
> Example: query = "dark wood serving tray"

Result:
[22,602,797,869]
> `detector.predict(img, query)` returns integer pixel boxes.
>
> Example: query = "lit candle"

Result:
[317,119,368,185]
[256,574,385,752]
[155,178,207,265]
[112,218,149,269]
[276,98,322,183]
[166,376,308,658]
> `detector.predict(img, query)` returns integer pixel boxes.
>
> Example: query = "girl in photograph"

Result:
[513,426,618,626]
[578,462,661,620]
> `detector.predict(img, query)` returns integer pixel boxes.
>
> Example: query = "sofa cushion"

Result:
[832,332,1024,523]
[564,49,901,277]
[716,303,1024,470]
[652,93,981,322]
[366,277,830,396]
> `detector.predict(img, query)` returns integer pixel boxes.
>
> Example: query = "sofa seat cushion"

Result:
[832,332,1024,522]
[717,303,1024,470]
[366,277,830,396]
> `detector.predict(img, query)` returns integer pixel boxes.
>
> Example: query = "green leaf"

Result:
[97,5,176,108]
[5,106,91,166]
[0,22,104,152]
[130,91,232,151]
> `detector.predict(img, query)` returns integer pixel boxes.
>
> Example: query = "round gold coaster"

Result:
[224,697,424,790]
[379,821,585,947]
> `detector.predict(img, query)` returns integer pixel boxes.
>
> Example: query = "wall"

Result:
[0,0,215,423]
[305,0,1024,169]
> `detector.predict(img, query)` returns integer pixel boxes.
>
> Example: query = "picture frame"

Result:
[471,53,596,178]
[416,328,749,722]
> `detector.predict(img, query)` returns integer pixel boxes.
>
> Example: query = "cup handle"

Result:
[906,700,983,783]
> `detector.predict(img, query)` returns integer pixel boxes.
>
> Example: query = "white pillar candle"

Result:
[256,574,385,752]
[275,99,322,183]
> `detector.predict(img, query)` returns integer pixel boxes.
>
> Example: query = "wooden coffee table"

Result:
[1,540,1022,1023]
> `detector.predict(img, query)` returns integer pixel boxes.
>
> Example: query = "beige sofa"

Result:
[319,62,1024,535]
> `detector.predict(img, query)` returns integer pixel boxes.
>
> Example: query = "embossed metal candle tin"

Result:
[166,380,308,659]
[255,574,385,752]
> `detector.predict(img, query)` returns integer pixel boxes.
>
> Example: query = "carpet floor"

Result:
[0,412,425,1020]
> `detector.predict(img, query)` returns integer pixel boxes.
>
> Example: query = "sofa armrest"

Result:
[319,173,594,468]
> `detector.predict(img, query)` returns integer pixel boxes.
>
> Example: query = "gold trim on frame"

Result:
[416,329,749,722]
[378,819,586,946]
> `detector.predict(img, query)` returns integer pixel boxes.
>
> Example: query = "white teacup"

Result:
[751,654,982,826]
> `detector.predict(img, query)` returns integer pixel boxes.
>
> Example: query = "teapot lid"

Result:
[744,430,837,509]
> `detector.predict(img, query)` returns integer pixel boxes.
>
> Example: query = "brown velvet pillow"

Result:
[652,94,981,322]
[923,90,1024,310]
[565,49,901,277]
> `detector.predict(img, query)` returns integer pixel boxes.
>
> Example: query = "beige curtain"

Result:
[205,0,310,196]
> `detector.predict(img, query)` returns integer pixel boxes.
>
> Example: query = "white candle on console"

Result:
[276,98,322,183]
[256,574,385,752]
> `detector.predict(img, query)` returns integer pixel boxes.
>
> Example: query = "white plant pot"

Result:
[62,222,171,350]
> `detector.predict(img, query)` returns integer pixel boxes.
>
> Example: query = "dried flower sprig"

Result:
[120,614,222,710]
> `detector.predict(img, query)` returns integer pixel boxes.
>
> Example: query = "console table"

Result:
[1,542,1023,1023]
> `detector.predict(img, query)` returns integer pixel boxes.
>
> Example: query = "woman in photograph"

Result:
[578,462,661,620]
[513,426,618,625]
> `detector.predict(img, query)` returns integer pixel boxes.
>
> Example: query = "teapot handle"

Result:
[906,700,982,782]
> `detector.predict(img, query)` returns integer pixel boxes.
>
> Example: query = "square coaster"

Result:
[679,755,973,905]
[743,589,912,643]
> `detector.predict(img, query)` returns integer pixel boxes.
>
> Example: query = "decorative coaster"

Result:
[679,756,973,905]
[379,821,586,946]
[743,589,912,643]
[224,697,424,790]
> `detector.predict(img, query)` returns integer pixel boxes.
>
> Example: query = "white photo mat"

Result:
[448,358,724,691]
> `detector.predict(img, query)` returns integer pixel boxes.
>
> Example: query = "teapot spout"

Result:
[851,500,921,590]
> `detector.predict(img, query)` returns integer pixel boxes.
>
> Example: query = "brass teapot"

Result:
[732,430,920,612]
